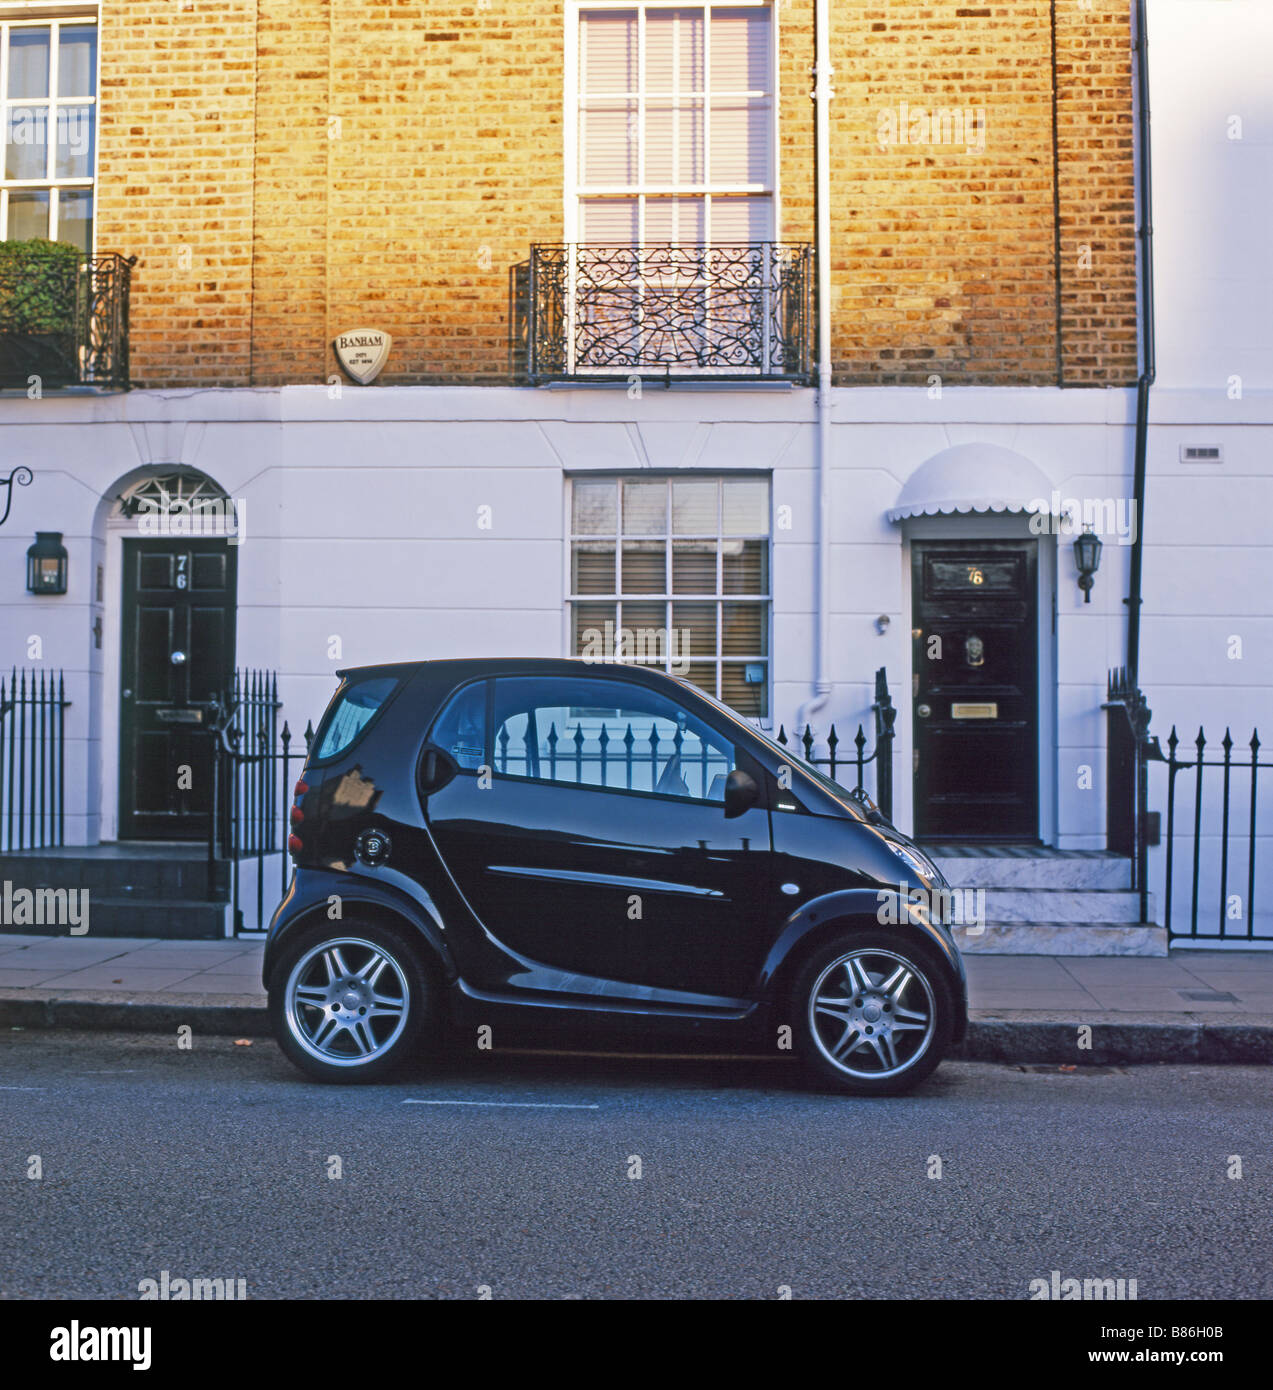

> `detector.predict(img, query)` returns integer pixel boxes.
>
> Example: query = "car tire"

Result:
[268,920,435,1084]
[790,929,955,1096]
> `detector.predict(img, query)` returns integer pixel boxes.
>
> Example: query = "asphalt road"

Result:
[0,1030,1270,1300]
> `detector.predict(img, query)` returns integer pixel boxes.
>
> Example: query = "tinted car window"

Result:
[491,675,735,801]
[429,679,488,770]
[313,675,398,760]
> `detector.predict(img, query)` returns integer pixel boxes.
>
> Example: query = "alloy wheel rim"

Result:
[285,937,410,1067]
[808,948,936,1080]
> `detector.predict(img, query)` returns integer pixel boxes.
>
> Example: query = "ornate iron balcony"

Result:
[0,248,134,391]
[529,242,813,384]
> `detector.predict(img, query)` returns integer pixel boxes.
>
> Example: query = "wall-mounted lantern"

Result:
[1073,524,1102,604]
[27,531,68,595]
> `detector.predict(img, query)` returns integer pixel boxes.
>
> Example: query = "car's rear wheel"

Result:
[269,921,434,1083]
[791,930,954,1096]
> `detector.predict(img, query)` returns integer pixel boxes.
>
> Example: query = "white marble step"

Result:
[930,851,1131,891]
[972,888,1146,925]
[957,922,1168,957]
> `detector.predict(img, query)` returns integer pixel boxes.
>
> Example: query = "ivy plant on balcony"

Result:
[0,238,85,388]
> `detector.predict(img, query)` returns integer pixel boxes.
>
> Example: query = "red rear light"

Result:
[293,779,309,796]
[288,834,303,854]
[290,805,304,825]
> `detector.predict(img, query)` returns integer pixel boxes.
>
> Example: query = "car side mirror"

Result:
[723,768,759,819]
[417,745,458,796]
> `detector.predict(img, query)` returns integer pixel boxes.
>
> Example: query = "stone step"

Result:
[0,897,228,940]
[930,851,1131,891]
[956,922,1168,957]
[1,854,230,901]
[972,888,1147,925]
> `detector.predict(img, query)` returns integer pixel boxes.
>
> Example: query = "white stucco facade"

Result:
[0,0,1269,941]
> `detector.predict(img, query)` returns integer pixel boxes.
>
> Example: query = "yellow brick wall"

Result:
[93,0,1137,390]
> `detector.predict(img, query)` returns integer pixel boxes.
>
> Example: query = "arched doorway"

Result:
[100,468,239,840]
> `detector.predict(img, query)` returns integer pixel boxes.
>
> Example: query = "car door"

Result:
[423,671,773,999]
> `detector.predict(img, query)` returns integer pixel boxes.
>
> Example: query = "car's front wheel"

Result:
[791,930,954,1096]
[269,921,434,1083]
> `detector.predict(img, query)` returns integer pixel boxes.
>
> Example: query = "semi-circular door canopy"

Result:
[887,444,1061,522]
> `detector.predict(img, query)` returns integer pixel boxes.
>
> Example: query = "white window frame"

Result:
[566,473,774,720]
[564,0,781,247]
[0,10,98,249]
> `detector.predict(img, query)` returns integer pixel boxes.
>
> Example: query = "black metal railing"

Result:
[528,242,813,383]
[1106,666,1271,943]
[207,670,313,933]
[1103,667,1153,920]
[777,668,897,823]
[0,249,133,391]
[1151,723,1270,943]
[0,667,70,851]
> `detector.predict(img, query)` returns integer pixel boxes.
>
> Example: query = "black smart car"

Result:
[265,659,967,1095]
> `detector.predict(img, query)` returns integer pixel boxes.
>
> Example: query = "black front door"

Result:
[119,538,237,839]
[911,540,1038,841]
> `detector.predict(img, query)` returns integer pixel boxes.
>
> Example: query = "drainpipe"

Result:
[1127,0,1156,687]
[1126,0,1156,920]
[796,0,834,738]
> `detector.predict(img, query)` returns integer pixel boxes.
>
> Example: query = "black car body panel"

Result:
[265,658,968,1050]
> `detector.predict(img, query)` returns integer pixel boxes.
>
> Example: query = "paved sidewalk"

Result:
[0,934,1271,1062]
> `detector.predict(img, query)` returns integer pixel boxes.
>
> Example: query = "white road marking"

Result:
[0,1085,45,1091]
[402,1098,600,1110]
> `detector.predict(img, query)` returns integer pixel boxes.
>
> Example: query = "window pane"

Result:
[684,660,718,700]
[621,540,665,593]
[645,100,704,185]
[5,107,49,180]
[722,661,767,717]
[56,187,92,250]
[581,10,637,93]
[572,478,617,534]
[492,674,734,799]
[581,197,638,242]
[429,680,487,770]
[8,28,50,99]
[672,540,717,593]
[709,195,773,242]
[672,479,717,533]
[620,600,670,666]
[7,189,49,240]
[621,479,666,534]
[644,195,704,244]
[672,600,717,661]
[710,8,770,92]
[55,104,94,179]
[621,600,667,630]
[315,677,399,760]
[645,8,704,95]
[709,99,770,184]
[572,541,616,595]
[722,538,767,593]
[580,100,637,184]
[722,601,767,655]
[574,601,617,660]
[722,478,769,533]
[58,25,97,98]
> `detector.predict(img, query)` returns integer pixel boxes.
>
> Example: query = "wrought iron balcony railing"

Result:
[0,248,134,391]
[529,242,813,384]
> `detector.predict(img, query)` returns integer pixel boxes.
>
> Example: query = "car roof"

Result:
[335,657,690,685]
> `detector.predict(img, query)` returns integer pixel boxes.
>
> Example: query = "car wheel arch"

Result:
[760,910,952,1017]
[266,896,456,992]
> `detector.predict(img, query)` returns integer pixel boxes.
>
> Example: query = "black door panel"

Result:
[119,538,236,839]
[912,541,1038,841]
[422,672,774,997]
